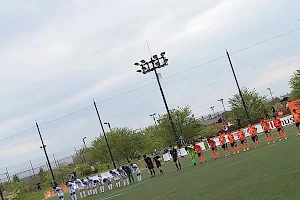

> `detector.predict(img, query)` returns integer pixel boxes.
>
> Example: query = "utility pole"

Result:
[93,100,116,169]
[226,50,251,122]
[267,88,274,102]
[210,106,215,115]
[135,52,180,146]
[104,122,112,132]
[35,121,56,186]
[149,113,157,126]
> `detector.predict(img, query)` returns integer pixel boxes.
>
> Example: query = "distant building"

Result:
[196,111,227,126]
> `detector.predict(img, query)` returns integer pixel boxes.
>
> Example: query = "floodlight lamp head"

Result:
[136,69,142,73]
[160,52,165,57]
[141,60,146,64]
[153,55,158,59]
[134,62,140,66]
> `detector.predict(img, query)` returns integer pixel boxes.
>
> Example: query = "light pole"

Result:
[82,137,87,148]
[35,121,56,186]
[267,88,274,102]
[226,50,251,123]
[135,52,180,146]
[93,100,116,169]
[218,98,228,120]
[149,113,157,126]
[210,106,215,115]
[104,122,112,132]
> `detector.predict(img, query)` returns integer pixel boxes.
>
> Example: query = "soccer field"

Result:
[52,125,300,200]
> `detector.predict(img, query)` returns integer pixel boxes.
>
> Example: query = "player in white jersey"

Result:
[109,170,121,188]
[97,176,105,193]
[103,176,113,191]
[82,179,91,196]
[74,178,86,198]
[54,186,64,200]
[66,181,77,200]
[87,177,97,195]
[131,164,142,182]
[117,167,130,186]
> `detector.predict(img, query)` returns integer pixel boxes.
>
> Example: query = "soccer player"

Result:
[273,116,287,141]
[122,165,134,184]
[103,177,113,191]
[292,109,300,135]
[131,163,142,182]
[208,137,219,159]
[260,117,275,144]
[185,145,197,165]
[117,167,130,186]
[54,186,64,200]
[74,178,86,199]
[143,155,156,178]
[193,143,206,163]
[110,170,121,188]
[88,177,97,195]
[247,124,260,147]
[237,129,249,152]
[66,181,77,200]
[170,146,181,170]
[153,154,164,175]
[97,176,105,193]
[227,131,239,154]
[218,132,230,157]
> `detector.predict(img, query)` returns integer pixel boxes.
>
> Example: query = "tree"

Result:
[290,69,300,100]
[228,88,267,123]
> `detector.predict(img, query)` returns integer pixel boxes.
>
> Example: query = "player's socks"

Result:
[246,143,250,150]
[127,178,130,185]
[199,157,202,163]
[282,131,287,139]
[139,175,142,181]
[192,158,196,165]
[175,163,179,169]
[79,192,82,198]
[153,170,156,177]
[179,163,182,169]
[83,191,86,197]
[160,169,163,174]
[203,155,206,162]
[212,152,215,158]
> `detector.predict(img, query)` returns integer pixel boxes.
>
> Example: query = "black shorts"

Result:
[277,127,283,132]
[221,144,228,149]
[240,139,247,144]
[155,162,161,168]
[147,164,154,170]
[197,152,203,157]
[251,135,258,142]
[230,142,237,147]
[296,122,300,128]
[264,130,270,134]
[172,157,178,162]
[210,147,216,151]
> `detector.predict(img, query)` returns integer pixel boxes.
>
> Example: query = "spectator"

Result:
[36,182,41,191]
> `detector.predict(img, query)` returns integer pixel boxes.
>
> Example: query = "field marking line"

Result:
[99,192,126,200]
[151,189,176,200]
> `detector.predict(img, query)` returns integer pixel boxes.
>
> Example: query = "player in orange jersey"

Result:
[260,117,275,144]
[237,129,250,152]
[247,124,260,147]
[208,137,219,159]
[193,143,206,163]
[218,132,230,157]
[292,109,300,135]
[227,131,239,154]
[273,116,287,141]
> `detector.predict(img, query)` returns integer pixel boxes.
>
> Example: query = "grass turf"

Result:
[49,125,300,200]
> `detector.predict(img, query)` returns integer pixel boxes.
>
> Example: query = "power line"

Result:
[0,23,299,144]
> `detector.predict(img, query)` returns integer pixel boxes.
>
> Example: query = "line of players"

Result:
[207,116,289,160]
[53,164,142,200]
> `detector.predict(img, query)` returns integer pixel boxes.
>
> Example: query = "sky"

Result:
[0,0,300,174]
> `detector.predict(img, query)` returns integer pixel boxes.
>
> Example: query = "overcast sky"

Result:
[0,0,299,174]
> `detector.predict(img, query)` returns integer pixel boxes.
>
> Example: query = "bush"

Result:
[75,163,91,177]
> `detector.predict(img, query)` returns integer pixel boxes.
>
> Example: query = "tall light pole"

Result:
[135,52,180,146]
[267,88,274,102]
[149,113,157,126]
[82,137,87,148]
[104,122,112,132]
[226,50,251,123]
[35,121,56,186]
[218,98,228,120]
[210,106,215,115]
[93,100,116,169]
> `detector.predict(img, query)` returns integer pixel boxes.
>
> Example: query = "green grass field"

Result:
[51,125,300,200]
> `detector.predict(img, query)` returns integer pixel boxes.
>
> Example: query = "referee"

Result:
[143,155,156,178]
